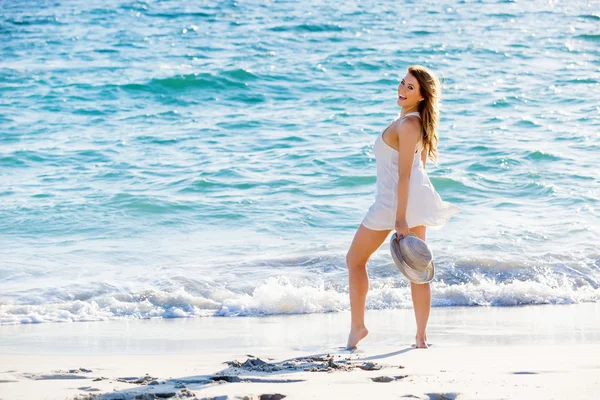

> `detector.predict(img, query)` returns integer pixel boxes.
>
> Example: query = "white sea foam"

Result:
[1,275,598,324]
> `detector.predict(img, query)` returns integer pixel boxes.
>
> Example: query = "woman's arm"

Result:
[393,119,421,237]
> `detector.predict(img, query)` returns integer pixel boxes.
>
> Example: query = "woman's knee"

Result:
[346,251,366,271]
[346,224,390,270]
[411,281,431,291]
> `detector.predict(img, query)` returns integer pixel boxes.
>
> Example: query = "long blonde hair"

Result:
[407,65,442,166]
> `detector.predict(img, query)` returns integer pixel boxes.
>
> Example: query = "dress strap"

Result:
[402,111,421,118]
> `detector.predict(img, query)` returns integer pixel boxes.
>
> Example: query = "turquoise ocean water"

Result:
[1,0,599,324]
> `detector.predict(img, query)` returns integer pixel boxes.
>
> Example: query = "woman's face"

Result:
[397,73,424,108]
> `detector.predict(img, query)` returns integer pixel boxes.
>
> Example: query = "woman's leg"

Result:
[346,223,392,349]
[408,225,430,348]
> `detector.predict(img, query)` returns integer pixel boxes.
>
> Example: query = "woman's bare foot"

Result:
[346,326,369,349]
[412,334,429,349]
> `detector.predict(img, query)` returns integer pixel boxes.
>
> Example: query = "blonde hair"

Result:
[407,65,442,166]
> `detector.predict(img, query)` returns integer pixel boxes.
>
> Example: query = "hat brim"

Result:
[390,233,435,284]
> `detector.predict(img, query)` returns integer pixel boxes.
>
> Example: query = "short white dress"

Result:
[361,111,461,231]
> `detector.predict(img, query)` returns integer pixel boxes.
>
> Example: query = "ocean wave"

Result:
[578,14,600,21]
[525,150,562,162]
[104,193,197,214]
[575,34,600,41]
[119,69,258,93]
[1,264,598,324]
[268,23,344,33]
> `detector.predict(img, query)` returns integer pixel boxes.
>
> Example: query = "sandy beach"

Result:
[1,303,599,400]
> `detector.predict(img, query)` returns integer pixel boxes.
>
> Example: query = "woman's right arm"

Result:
[393,121,421,239]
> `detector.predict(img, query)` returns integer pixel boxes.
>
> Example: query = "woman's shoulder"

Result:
[394,114,421,132]
[391,116,421,143]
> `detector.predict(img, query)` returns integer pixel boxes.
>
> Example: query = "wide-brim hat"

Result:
[389,232,435,284]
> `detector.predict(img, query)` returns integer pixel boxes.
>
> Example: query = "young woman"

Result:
[346,65,461,349]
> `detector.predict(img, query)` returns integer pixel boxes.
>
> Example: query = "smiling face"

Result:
[396,72,424,109]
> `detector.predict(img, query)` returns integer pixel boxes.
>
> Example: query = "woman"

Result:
[346,65,460,349]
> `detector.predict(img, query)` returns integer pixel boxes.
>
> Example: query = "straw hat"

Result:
[389,232,435,284]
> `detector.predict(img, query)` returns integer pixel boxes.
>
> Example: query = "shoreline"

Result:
[1,303,599,399]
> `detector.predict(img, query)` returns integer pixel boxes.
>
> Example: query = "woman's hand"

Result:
[394,218,410,242]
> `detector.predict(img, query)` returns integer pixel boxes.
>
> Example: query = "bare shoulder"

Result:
[391,116,421,144]
[402,115,423,131]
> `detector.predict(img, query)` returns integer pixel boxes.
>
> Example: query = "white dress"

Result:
[361,111,461,231]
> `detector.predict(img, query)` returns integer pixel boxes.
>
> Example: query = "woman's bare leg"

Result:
[408,225,431,348]
[346,223,392,349]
